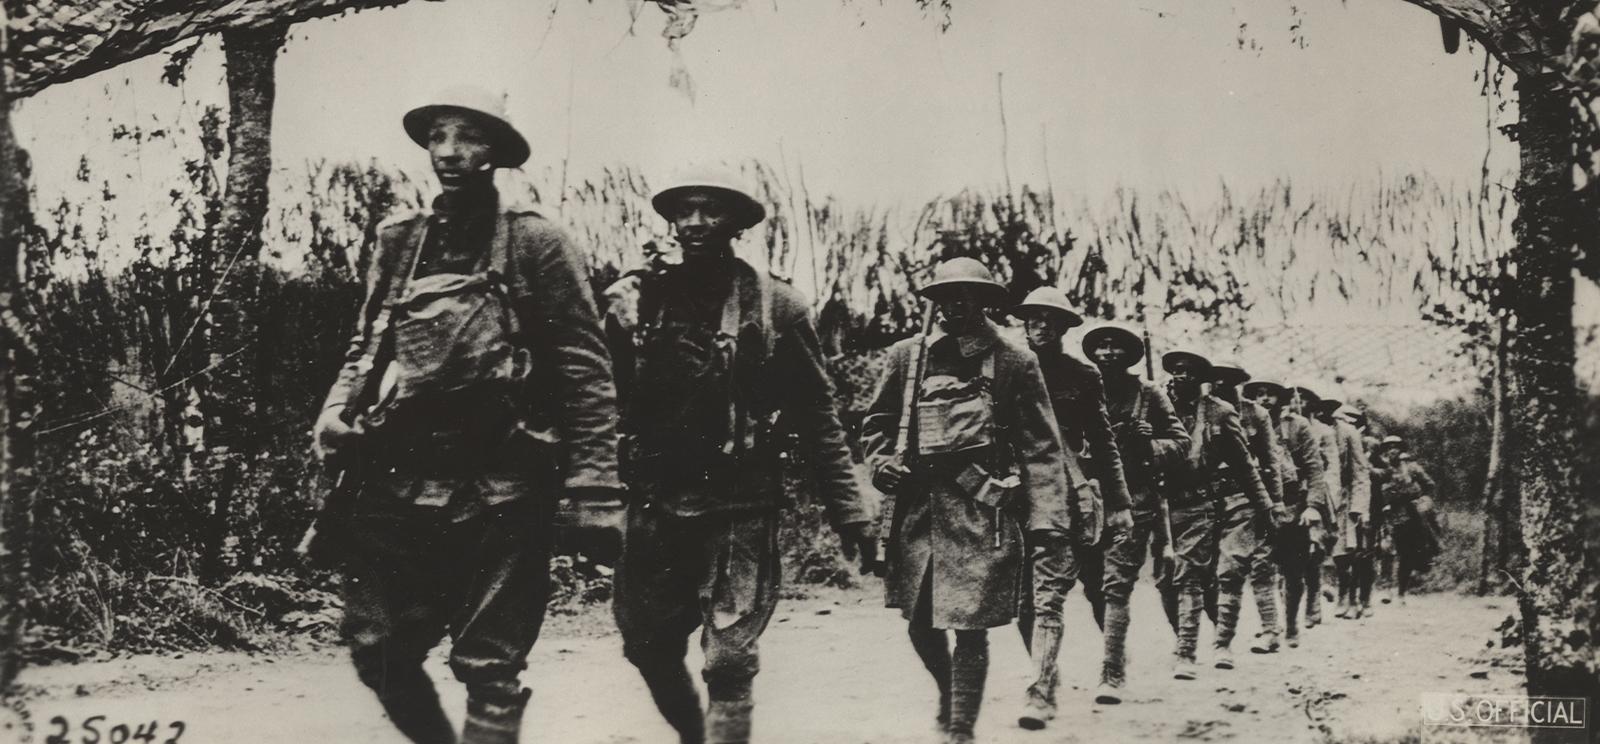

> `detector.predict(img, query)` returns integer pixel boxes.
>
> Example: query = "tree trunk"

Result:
[1478,311,1521,596]
[198,24,286,581]
[1505,74,1595,715]
[0,8,40,693]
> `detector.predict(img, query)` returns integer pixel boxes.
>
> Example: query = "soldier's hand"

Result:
[1106,508,1134,532]
[1270,504,1292,529]
[836,521,879,575]
[873,461,911,494]
[313,406,362,461]
[1131,421,1155,438]
[1299,507,1322,526]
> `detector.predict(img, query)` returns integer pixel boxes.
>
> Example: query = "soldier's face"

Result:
[1259,390,1283,409]
[668,191,742,261]
[936,291,983,331]
[427,114,495,194]
[1023,315,1063,350]
[1089,338,1131,369]
[1167,358,1204,398]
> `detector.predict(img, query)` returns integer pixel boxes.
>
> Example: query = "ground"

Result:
[4,583,1534,744]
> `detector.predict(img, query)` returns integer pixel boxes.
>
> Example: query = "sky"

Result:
[16,0,1518,208]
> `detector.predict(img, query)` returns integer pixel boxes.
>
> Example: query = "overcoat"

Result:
[861,319,1071,629]
[1331,420,1372,557]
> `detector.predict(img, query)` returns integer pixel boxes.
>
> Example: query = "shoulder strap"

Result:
[894,335,929,457]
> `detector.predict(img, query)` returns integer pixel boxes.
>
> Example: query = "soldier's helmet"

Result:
[1243,380,1287,401]
[1012,286,1084,328]
[1081,323,1145,367]
[916,257,1010,307]
[1161,348,1213,375]
[651,166,767,230]
[1376,434,1406,455]
[404,86,530,168]
[1211,358,1251,386]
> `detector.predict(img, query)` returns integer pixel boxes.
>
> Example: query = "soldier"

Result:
[1009,290,1135,722]
[862,258,1071,744]
[1297,387,1342,628]
[1081,323,1190,702]
[607,168,875,744]
[1372,437,1441,603]
[1321,403,1372,620]
[311,87,623,744]
[1208,361,1291,655]
[1160,350,1273,679]
[1244,380,1329,648]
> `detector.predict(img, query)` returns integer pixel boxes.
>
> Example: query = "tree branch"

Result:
[5,0,415,98]
[1396,0,1554,78]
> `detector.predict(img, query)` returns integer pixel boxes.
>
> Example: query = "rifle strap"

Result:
[894,334,929,458]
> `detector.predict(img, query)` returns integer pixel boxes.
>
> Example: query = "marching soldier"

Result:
[1320,402,1372,620]
[609,168,876,744]
[1209,361,1290,655]
[1372,437,1441,602]
[1160,350,1273,679]
[1297,387,1342,628]
[1244,380,1330,648]
[1009,289,1135,723]
[1082,323,1190,702]
[862,258,1071,744]
[312,87,623,744]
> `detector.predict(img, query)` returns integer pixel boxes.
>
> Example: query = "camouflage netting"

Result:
[3,0,414,98]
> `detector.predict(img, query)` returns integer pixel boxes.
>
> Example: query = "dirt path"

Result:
[6,587,1526,744]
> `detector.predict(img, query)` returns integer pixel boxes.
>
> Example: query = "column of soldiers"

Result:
[309,89,1436,744]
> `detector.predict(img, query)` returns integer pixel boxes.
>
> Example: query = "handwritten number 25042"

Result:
[44,716,186,744]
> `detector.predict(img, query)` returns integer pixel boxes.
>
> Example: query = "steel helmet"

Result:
[1242,380,1287,401]
[1012,286,1084,328]
[1081,323,1145,366]
[403,86,530,169]
[651,166,767,230]
[916,257,1010,307]
[1211,358,1251,386]
[1162,348,1213,375]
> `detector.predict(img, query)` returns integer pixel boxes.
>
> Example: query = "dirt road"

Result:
[7,587,1528,744]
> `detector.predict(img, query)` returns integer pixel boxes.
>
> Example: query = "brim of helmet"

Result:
[652,185,767,230]
[1213,367,1251,385]
[916,280,1010,307]
[1081,327,1145,363]
[1012,303,1084,327]
[1161,350,1212,373]
[403,105,531,169]
[1242,381,1286,398]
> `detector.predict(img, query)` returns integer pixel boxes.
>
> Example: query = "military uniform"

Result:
[1267,407,1330,643]
[610,255,868,743]
[1096,366,1189,692]
[863,303,1071,741]
[1379,453,1441,597]
[323,187,622,744]
[1329,416,1372,616]
[1213,386,1287,655]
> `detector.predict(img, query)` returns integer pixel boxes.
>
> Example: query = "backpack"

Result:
[363,213,533,474]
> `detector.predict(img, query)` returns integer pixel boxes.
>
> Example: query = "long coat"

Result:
[1331,420,1372,557]
[861,319,1071,630]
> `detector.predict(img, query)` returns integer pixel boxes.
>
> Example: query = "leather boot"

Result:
[376,682,458,744]
[636,658,705,744]
[1096,601,1131,704]
[947,632,988,739]
[705,698,753,744]
[460,687,530,744]
[1018,623,1063,729]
